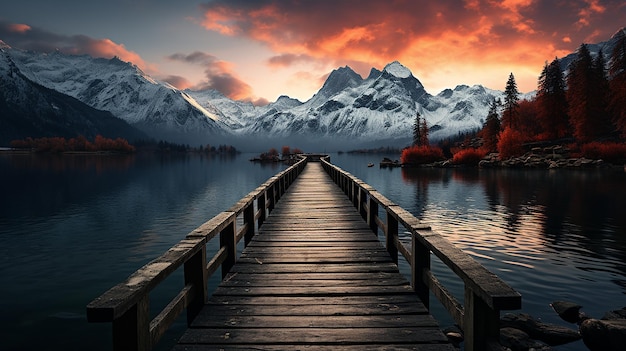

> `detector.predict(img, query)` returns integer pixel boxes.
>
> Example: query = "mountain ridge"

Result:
[3,29,622,149]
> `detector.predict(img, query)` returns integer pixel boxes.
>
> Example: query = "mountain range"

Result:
[1,28,623,150]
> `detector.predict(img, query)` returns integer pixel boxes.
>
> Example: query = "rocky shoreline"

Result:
[401,145,625,169]
[478,145,615,169]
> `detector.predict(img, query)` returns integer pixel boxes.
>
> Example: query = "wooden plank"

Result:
[191,302,429,319]
[190,314,440,328]
[178,327,450,344]
[228,262,401,274]
[211,285,416,297]
[201,295,428,314]
[173,345,456,351]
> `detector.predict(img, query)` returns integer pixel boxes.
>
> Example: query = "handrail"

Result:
[320,157,521,351]
[86,156,308,351]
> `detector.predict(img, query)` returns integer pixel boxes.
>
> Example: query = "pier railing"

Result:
[86,156,307,351]
[321,157,522,351]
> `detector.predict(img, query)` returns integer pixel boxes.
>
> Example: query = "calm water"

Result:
[1,152,625,350]
[332,153,626,351]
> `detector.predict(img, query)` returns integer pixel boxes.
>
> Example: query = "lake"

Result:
[1,151,625,351]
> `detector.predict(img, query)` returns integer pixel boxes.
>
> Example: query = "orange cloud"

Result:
[197,1,625,93]
[8,23,31,33]
[66,36,150,71]
[577,0,606,27]
[0,21,154,73]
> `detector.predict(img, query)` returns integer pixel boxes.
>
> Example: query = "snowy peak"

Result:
[272,95,302,109]
[383,61,412,78]
[313,66,363,103]
[0,40,10,50]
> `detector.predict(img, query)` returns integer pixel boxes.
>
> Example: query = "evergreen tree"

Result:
[502,73,520,130]
[567,44,596,142]
[420,116,429,146]
[591,49,612,137]
[609,30,626,137]
[413,111,423,146]
[537,58,569,139]
[482,98,501,151]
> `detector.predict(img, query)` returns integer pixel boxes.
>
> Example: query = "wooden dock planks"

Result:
[173,162,454,350]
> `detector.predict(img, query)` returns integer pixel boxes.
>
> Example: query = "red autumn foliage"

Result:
[400,145,445,165]
[452,148,488,166]
[580,142,626,164]
[497,127,525,159]
[10,135,135,153]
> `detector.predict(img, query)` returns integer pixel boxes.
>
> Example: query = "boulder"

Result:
[500,313,581,346]
[603,307,626,320]
[550,301,585,324]
[499,327,552,351]
[579,318,626,351]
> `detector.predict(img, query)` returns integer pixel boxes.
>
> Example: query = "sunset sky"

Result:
[1,1,624,105]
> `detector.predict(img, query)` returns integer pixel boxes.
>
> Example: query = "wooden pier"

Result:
[87,156,521,351]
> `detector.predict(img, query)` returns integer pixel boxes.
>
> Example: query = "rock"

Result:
[550,301,584,324]
[579,318,626,351]
[501,313,581,346]
[603,307,626,320]
[500,327,552,351]
[443,325,463,346]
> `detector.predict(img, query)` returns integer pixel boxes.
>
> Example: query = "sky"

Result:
[1,0,625,105]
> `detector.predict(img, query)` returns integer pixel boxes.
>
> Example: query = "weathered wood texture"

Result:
[173,162,454,350]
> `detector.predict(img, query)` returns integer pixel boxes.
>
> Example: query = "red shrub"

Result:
[401,145,445,165]
[581,142,626,164]
[452,148,488,166]
[497,127,525,159]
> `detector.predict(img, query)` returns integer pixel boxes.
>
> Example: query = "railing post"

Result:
[220,220,236,279]
[112,295,150,351]
[359,188,367,220]
[367,196,378,235]
[243,203,255,246]
[184,247,207,324]
[348,178,353,199]
[411,232,430,309]
[268,184,276,213]
[464,287,500,351]
[386,210,398,264]
[352,182,359,208]
[258,194,266,227]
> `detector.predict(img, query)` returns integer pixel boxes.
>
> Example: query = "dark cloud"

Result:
[167,51,218,65]
[161,75,193,89]
[0,20,149,69]
[168,50,257,101]
[267,53,316,67]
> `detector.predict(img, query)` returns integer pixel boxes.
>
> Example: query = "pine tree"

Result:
[482,98,501,151]
[567,44,595,142]
[413,111,423,146]
[591,49,612,137]
[420,116,429,146]
[609,30,626,137]
[537,58,569,139]
[502,73,520,130]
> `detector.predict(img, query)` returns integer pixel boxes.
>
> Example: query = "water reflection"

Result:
[0,152,285,351]
[398,165,626,335]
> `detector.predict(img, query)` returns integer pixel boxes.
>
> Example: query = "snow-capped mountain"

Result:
[4,46,229,144]
[3,27,623,149]
[0,43,521,149]
[0,41,146,144]
[205,61,506,149]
